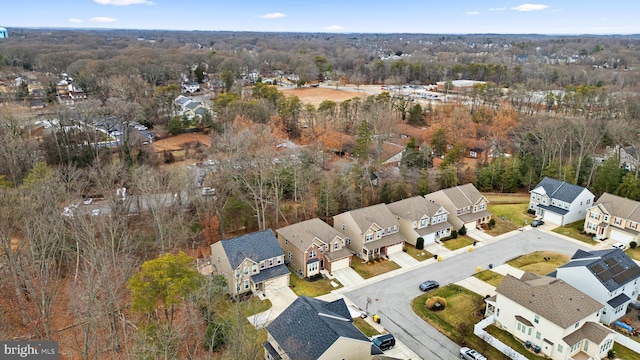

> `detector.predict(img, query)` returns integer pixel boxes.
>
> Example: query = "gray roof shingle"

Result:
[533,177,589,203]
[220,229,284,269]
[559,248,640,291]
[266,296,371,360]
[386,196,446,220]
[496,273,603,328]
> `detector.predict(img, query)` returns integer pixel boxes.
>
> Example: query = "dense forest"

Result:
[1,29,640,359]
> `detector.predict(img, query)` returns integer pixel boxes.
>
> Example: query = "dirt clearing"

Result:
[151,133,211,152]
[280,87,367,106]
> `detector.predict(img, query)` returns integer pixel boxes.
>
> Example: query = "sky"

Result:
[1,0,639,35]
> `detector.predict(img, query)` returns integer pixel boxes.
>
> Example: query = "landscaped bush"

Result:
[488,218,496,229]
[416,237,424,250]
[527,209,536,215]
[451,229,458,239]
[425,296,447,311]
[458,225,467,236]
[630,241,637,249]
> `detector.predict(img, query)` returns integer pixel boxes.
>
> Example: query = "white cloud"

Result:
[467,11,480,16]
[490,7,506,11]
[68,18,83,23]
[94,0,154,5]
[512,4,549,11]
[90,17,118,23]
[258,12,286,19]
[325,25,343,31]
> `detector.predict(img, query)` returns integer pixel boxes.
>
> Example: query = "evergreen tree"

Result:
[353,120,372,160]
[616,173,640,201]
[593,157,624,196]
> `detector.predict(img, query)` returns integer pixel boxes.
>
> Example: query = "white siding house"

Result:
[529,177,595,226]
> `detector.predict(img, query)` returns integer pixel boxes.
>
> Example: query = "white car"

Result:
[91,209,101,216]
[612,242,626,250]
[83,198,93,205]
[459,347,487,360]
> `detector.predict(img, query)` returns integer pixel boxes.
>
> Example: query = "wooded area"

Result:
[1,29,640,359]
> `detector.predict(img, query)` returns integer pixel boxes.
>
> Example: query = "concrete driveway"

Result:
[332,267,365,288]
[344,229,591,360]
[388,251,419,267]
[247,286,297,329]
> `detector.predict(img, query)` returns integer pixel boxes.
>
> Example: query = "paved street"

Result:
[342,229,591,360]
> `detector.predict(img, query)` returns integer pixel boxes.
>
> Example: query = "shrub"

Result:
[451,229,458,239]
[425,296,447,311]
[458,225,467,236]
[488,218,496,229]
[416,237,424,250]
[631,241,637,249]
[527,209,536,215]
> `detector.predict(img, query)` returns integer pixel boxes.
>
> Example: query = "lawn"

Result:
[442,235,475,251]
[353,317,380,338]
[288,269,342,297]
[486,203,534,236]
[404,243,433,261]
[351,256,401,279]
[411,284,511,359]
[474,270,505,287]
[507,251,570,276]
[484,193,530,204]
[612,342,640,360]
[551,221,598,245]
[626,247,640,261]
[485,325,548,360]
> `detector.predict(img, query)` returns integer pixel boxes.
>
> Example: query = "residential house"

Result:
[276,218,352,278]
[181,81,200,93]
[485,272,615,360]
[333,204,405,260]
[264,296,381,360]
[553,248,640,325]
[380,141,405,168]
[584,192,640,245]
[529,177,595,226]
[386,196,452,246]
[210,229,289,297]
[609,145,639,172]
[174,95,193,113]
[424,183,491,230]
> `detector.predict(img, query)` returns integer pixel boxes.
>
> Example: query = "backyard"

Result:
[507,251,570,275]
[350,255,401,279]
[484,193,534,236]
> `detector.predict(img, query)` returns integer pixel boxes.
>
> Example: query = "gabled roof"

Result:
[496,272,602,328]
[266,296,372,360]
[276,218,345,252]
[562,321,614,347]
[593,192,640,223]
[559,248,640,291]
[220,229,283,269]
[437,183,487,208]
[532,177,590,203]
[338,203,399,234]
[386,196,446,221]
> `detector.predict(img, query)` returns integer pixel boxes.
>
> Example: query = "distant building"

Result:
[0,27,8,39]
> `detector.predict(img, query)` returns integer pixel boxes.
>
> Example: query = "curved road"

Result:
[344,229,590,359]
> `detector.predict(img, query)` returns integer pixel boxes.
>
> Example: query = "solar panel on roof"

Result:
[599,270,613,282]
[605,257,618,266]
[591,264,604,273]
[610,264,624,275]
[613,273,627,285]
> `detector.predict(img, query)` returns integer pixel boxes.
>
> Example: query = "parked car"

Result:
[83,198,93,205]
[419,280,439,292]
[459,346,487,360]
[91,209,101,216]
[612,242,626,250]
[530,219,544,227]
[371,333,395,351]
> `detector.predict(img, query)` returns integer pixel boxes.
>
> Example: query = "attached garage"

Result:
[610,228,636,244]
[543,211,564,226]
[329,257,351,272]
[386,242,404,255]
[263,273,289,294]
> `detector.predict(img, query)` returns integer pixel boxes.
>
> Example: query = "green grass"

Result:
[411,284,510,359]
[485,325,548,360]
[551,221,598,245]
[507,251,570,276]
[353,317,380,338]
[474,270,505,287]
[626,247,640,261]
[484,193,530,204]
[351,256,401,279]
[612,342,640,360]
[442,235,475,251]
[288,269,342,297]
[486,203,533,236]
[404,243,433,261]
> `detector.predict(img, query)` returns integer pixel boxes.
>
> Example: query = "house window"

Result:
[393,225,398,232]
[277,256,282,264]
[387,227,392,234]
[346,238,351,245]
[376,230,383,239]
[234,269,240,278]
[244,280,249,289]
[309,250,317,258]
[288,252,293,260]
[419,219,428,228]
[268,259,273,267]
[587,199,591,205]
[365,233,374,242]
[285,239,288,245]
[260,261,265,269]
[496,308,499,317]
[536,331,541,340]
[600,339,613,353]
[570,341,580,353]
[252,264,258,273]
[534,315,539,324]
[308,262,318,272]
[528,328,532,335]
[217,256,221,263]
[604,215,609,222]
[334,242,339,250]
[558,344,564,353]
[244,267,249,275]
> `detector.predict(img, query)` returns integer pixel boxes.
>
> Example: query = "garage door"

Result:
[543,212,564,226]
[610,228,635,244]
[464,221,478,230]
[386,243,404,255]
[330,257,350,272]
[263,274,289,293]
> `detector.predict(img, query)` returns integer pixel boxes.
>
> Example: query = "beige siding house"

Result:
[210,229,289,297]
[425,183,491,230]
[386,196,452,246]
[485,273,614,360]
[584,192,640,245]
[333,203,405,260]
[264,296,380,360]
[276,218,352,278]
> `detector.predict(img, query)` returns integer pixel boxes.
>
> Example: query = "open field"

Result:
[280,87,367,106]
[151,133,212,152]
